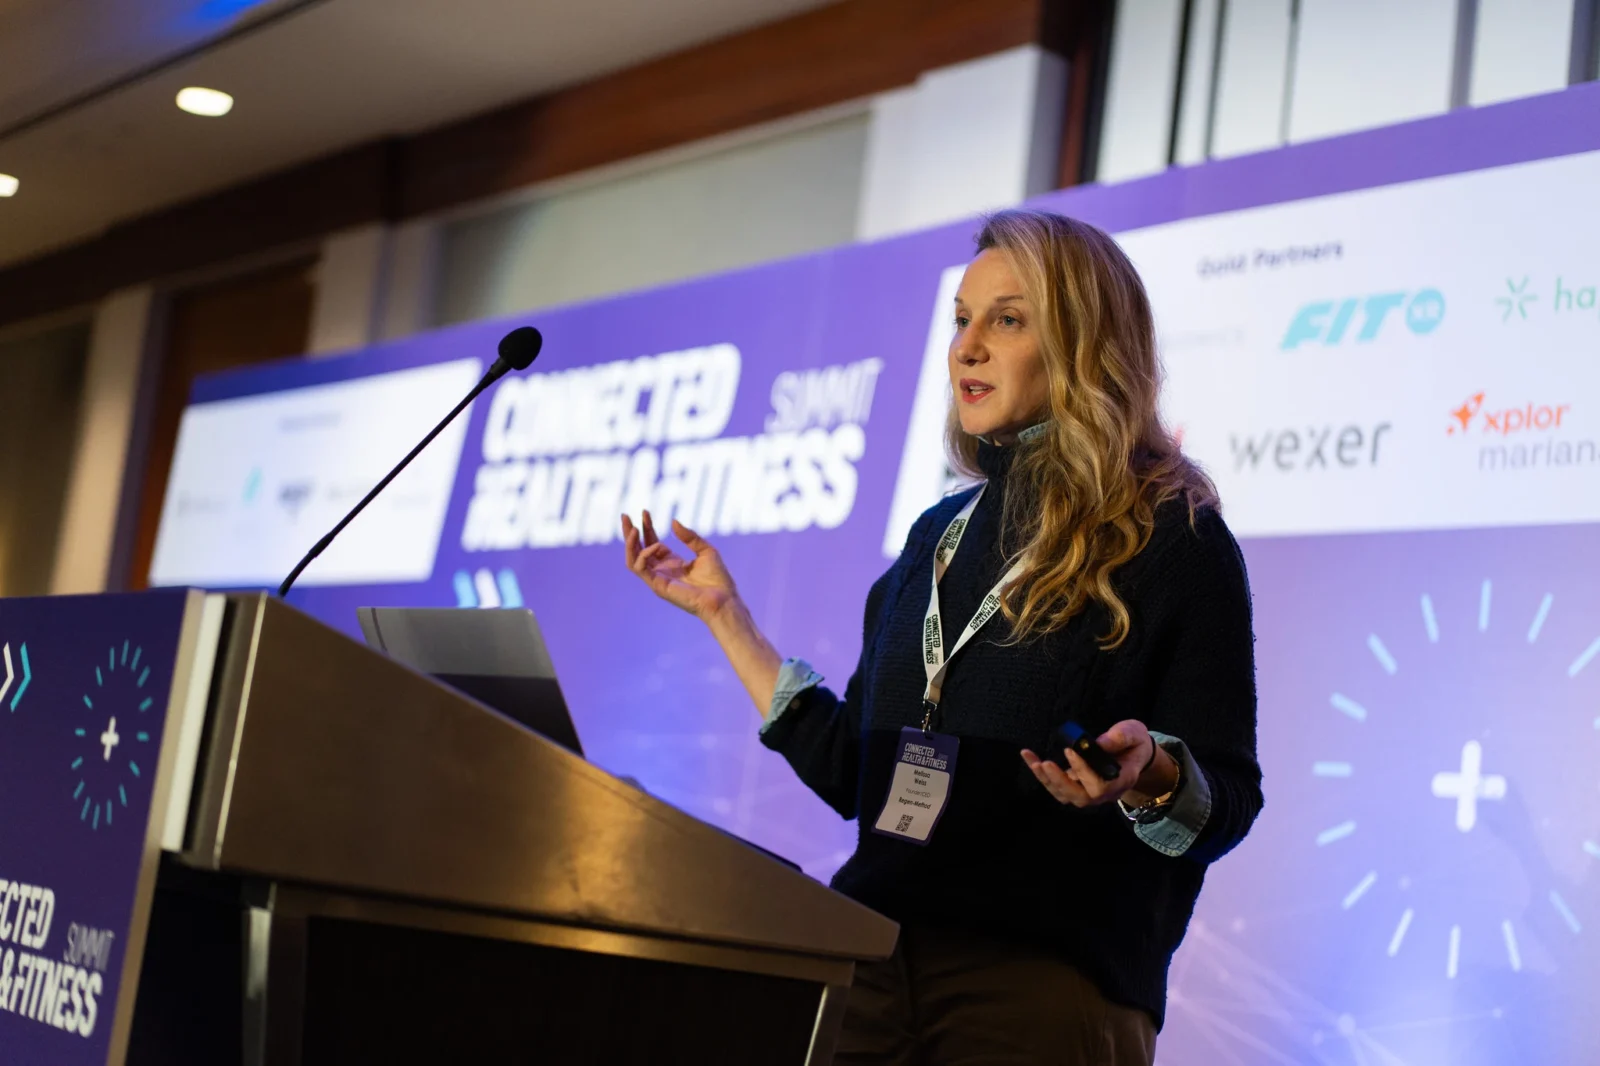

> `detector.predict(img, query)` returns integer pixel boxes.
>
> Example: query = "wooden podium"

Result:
[125,593,896,1065]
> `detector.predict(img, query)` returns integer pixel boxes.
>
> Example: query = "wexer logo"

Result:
[462,345,882,551]
[1229,423,1391,472]
[1281,290,1445,349]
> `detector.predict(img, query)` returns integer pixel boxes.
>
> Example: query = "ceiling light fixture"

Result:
[0,174,17,198]
[176,87,234,117]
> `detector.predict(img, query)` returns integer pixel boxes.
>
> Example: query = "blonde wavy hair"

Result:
[946,209,1218,648]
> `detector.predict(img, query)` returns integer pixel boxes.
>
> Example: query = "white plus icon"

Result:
[1431,740,1507,832]
[100,717,121,762]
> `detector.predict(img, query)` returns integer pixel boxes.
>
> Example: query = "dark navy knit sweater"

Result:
[760,441,1262,1029]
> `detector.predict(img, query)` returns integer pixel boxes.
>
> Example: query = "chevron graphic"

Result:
[2,641,31,711]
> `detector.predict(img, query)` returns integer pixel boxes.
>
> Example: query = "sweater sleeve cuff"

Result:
[759,658,825,736]
[1130,731,1213,857]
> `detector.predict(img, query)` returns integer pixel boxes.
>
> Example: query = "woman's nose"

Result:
[952,330,986,365]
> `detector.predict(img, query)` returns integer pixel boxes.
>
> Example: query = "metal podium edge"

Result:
[181,594,899,967]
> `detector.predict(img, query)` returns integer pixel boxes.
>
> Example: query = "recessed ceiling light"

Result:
[0,174,17,197]
[176,87,234,117]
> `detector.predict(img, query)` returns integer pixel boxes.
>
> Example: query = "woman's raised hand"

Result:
[620,510,738,622]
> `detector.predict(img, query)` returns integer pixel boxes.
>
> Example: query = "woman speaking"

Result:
[620,209,1262,1065]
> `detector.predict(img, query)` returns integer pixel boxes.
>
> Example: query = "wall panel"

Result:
[1173,0,1223,165]
[435,114,869,326]
[1288,0,1459,143]
[1470,0,1575,105]
[0,320,91,595]
[1209,0,1293,159]
[1097,0,1185,182]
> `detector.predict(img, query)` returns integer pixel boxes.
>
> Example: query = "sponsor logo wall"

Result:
[151,359,482,587]
[153,86,1600,1065]
[1115,146,1600,538]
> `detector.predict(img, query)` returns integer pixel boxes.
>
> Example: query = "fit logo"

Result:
[1448,393,1571,436]
[1281,290,1445,349]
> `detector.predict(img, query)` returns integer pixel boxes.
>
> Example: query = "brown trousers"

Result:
[835,924,1157,1066]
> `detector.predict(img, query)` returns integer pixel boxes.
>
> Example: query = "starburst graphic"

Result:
[1495,276,1536,322]
[71,640,155,831]
[1316,580,1592,984]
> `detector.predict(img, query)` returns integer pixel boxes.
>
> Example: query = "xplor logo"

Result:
[1448,392,1571,437]
[1281,290,1445,350]
[1446,392,1600,474]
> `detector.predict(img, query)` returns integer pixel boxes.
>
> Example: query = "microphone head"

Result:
[497,326,543,371]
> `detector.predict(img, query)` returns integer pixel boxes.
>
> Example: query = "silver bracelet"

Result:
[1117,747,1181,823]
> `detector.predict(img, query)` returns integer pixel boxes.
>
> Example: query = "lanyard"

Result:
[920,484,1026,732]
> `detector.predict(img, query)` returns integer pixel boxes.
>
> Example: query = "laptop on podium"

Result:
[356,606,584,756]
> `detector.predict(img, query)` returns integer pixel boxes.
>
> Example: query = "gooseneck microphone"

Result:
[276,326,543,597]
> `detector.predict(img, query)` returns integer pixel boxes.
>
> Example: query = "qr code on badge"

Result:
[895,813,914,833]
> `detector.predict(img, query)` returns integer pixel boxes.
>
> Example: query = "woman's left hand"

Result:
[1021,720,1172,808]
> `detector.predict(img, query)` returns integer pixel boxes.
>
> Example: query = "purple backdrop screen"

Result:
[149,84,1600,1063]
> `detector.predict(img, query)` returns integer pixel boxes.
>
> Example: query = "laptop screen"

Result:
[356,607,584,757]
